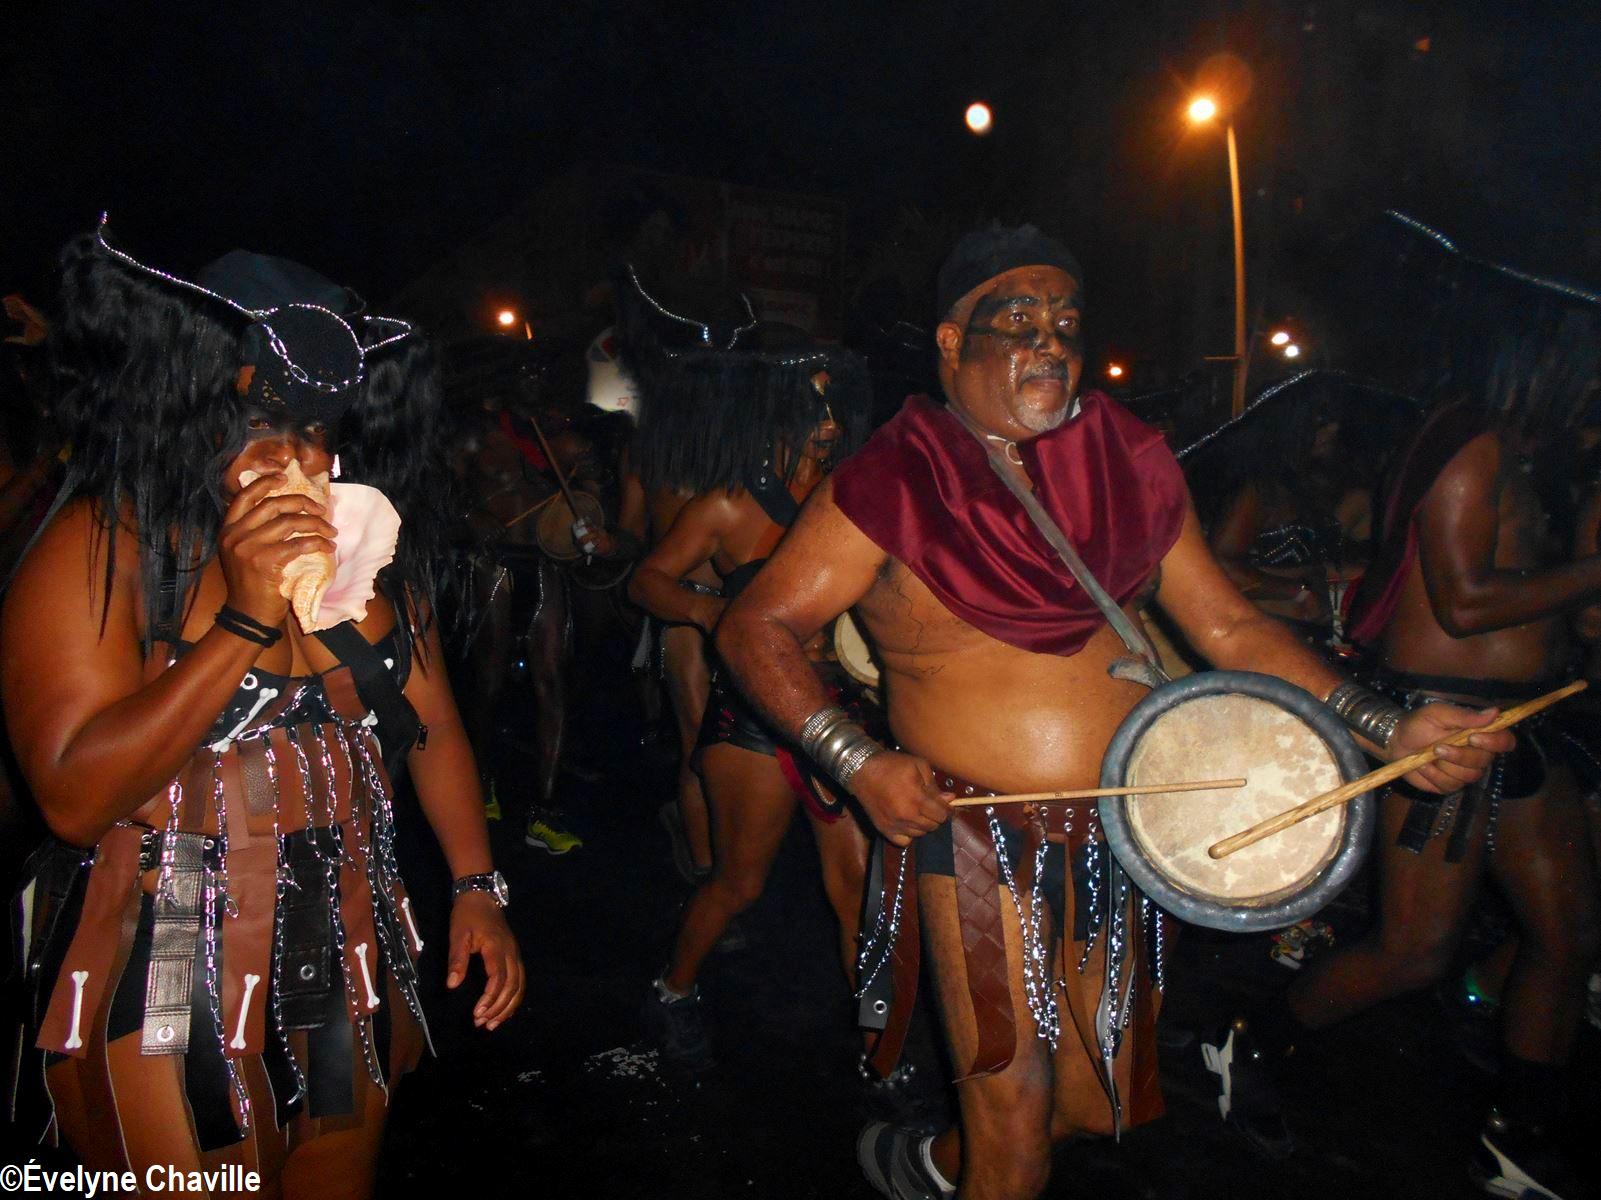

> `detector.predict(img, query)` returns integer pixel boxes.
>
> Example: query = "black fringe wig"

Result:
[612,266,872,495]
[1176,369,1424,532]
[1345,211,1601,441]
[46,228,451,650]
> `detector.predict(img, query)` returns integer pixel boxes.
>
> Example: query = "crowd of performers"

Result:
[0,210,1598,1200]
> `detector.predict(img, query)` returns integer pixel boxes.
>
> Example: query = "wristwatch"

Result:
[452,870,510,909]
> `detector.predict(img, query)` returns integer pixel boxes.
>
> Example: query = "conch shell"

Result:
[240,460,334,633]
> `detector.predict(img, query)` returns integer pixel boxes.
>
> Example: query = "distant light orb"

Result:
[1269,329,1291,346]
[1107,364,1125,379]
[496,309,517,328]
[1283,343,1302,359]
[965,102,994,136]
[1187,95,1218,124]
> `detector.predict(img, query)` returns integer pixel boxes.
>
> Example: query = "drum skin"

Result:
[1098,671,1374,933]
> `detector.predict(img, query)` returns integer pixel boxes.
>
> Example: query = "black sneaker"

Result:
[1200,1018,1297,1160]
[642,982,715,1074]
[1471,1109,1583,1200]
[856,1121,953,1200]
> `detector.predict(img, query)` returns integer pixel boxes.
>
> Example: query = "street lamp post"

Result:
[1188,95,1248,417]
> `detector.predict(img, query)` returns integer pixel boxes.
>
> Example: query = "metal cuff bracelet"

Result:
[799,704,886,790]
[1326,681,1404,750]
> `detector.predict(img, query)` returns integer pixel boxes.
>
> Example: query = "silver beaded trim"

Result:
[94,214,414,393]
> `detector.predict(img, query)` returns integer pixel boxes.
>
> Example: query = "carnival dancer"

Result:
[1212,312,1601,1198]
[713,225,1509,1200]
[3,223,523,1199]
[619,282,876,1072]
[452,368,636,853]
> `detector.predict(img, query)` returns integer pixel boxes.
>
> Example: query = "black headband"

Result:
[936,224,1084,320]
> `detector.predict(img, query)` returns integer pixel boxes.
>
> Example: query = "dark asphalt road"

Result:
[378,670,1600,1200]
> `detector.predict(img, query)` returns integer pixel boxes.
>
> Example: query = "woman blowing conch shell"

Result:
[239,458,402,634]
[3,224,521,1200]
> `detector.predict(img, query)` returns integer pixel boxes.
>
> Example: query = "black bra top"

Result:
[174,624,410,748]
[717,464,802,601]
[720,559,768,601]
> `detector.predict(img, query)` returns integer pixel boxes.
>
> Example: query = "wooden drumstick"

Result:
[947,778,1247,808]
[1209,680,1587,859]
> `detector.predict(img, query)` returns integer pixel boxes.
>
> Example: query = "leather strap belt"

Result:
[141,831,209,1055]
[275,829,342,1030]
[865,841,920,1079]
[952,808,1016,1078]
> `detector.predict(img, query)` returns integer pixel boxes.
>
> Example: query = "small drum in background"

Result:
[833,611,881,688]
[1098,670,1373,933]
[534,490,607,561]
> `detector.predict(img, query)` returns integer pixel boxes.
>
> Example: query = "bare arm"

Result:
[404,603,493,881]
[1573,480,1601,642]
[1162,504,1345,694]
[1157,503,1511,791]
[0,481,335,847]
[1418,434,1601,636]
[403,601,523,1030]
[625,491,733,631]
[717,477,950,843]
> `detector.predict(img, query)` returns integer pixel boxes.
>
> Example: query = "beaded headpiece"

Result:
[95,215,413,422]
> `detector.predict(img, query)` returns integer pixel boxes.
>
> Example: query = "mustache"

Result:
[1022,361,1071,383]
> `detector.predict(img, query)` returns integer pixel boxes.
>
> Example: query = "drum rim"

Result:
[833,612,881,688]
[534,491,603,561]
[1097,670,1374,933]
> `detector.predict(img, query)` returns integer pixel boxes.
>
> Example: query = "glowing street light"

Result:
[965,102,994,136]
[1186,91,1248,417]
[496,308,518,328]
[1283,343,1302,359]
[1106,363,1125,379]
[1269,330,1291,346]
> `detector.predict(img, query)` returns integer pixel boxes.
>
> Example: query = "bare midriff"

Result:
[855,558,1154,794]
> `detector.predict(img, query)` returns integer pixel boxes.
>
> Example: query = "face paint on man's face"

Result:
[962,293,1084,359]
[945,266,1086,438]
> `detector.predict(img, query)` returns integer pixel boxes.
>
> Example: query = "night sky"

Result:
[4,1,1598,373]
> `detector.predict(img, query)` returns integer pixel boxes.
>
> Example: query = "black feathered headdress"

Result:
[612,265,872,494]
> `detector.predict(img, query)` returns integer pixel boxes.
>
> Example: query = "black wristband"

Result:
[214,605,282,648]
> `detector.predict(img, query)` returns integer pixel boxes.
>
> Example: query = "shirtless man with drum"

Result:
[715,226,1509,1200]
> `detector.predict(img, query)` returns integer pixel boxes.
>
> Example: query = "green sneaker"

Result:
[483,781,502,823]
[525,809,583,854]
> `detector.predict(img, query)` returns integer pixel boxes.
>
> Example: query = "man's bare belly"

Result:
[1382,566,1570,683]
[855,559,1153,794]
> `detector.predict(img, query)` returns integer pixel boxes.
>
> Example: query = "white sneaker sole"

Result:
[1201,1030,1235,1121]
[1472,1133,1570,1200]
[525,836,578,854]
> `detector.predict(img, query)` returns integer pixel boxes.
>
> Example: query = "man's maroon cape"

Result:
[832,392,1187,657]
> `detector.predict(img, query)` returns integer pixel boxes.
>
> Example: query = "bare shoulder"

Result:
[1433,431,1503,491]
[4,498,134,625]
[726,476,888,634]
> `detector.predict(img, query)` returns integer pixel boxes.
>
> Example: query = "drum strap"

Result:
[948,407,1169,690]
[951,809,1017,1078]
